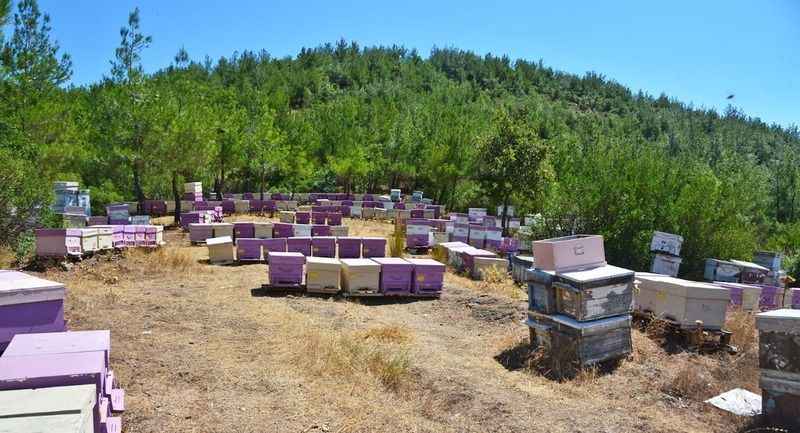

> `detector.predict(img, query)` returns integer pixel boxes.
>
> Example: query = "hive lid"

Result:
[729,260,769,272]
[362,237,386,241]
[268,252,305,259]
[0,383,96,418]
[635,273,729,300]
[341,258,380,269]
[0,351,106,385]
[0,271,65,306]
[371,257,410,265]
[461,249,495,257]
[4,331,111,363]
[212,223,234,227]
[557,264,634,283]
[206,236,233,246]
[756,309,800,333]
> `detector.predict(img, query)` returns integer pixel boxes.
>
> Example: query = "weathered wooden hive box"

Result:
[730,259,769,284]
[0,384,97,433]
[753,251,783,273]
[189,223,214,243]
[236,238,263,262]
[472,256,509,280]
[267,252,305,286]
[253,222,273,239]
[362,237,387,258]
[650,231,683,256]
[634,273,730,330]
[212,223,234,238]
[272,222,294,239]
[703,259,740,283]
[406,219,432,248]
[262,238,287,260]
[756,309,800,428]
[467,224,486,249]
[287,237,312,257]
[0,351,118,433]
[0,271,67,351]
[406,258,445,295]
[207,236,235,264]
[305,257,341,293]
[527,269,558,314]
[311,237,336,258]
[312,224,332,236]
[106,204,129,225]
[551,265,635,322]
[511,255,535,284]
[650,253,682,277]
[279,211,295,223]
[233,222,255,240]
[532,235,606,272]
[341,258,381,294]
[460,248,496,276]
[526,311,632,367]
[372,257,413,295]
[337,237,362,259]
[293,223,312,238]
[35,228,82,257]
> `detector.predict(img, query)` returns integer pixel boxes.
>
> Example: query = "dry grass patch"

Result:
[450,265,525,301]
[358,325,415,344]
[0,246,16,269]
[124,245,206,274]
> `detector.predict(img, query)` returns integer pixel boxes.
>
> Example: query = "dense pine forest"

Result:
[1,1,799,278]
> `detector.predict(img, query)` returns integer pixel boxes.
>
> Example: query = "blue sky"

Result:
[8,0,800,128]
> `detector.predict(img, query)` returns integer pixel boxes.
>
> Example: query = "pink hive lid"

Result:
[0,351,106,385]
[4,330,111,366]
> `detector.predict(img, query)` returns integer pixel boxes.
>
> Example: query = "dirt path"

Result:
[25,219,750,433]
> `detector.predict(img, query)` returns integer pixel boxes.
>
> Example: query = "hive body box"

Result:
[273,223,294,239]
[716,282,762,311]
[233,222,255,240]
[268,252,305,287]
[207,236,235,264]
[337,237,362,259]
[650,231,683,256]
[287,237,312,257]
[472,257,509,280]
[35,228,83,257]
[753,251,783,273]
[452,223,469,243]
[651,253,682,277]
[330,225,349,237]
[341,259,381,294]
[0,271,67,351]
[253,222,273,238]
[484,227,502,251]
[279,211,295,223]
[262,238,287,261]
[0,384,96,433]
[527,311,633,367]
[467,224,486,249]
[78,228,99,253]
[212,223,234,238]
[311,237,336,258]
[312,225,332,236]
[704,259,740,283]
[635,273,730,330]
[372,257,413,295]
[362,237,387,258]
[189,223,214,243]
[236,238,263,262]
[550,265,634,322]
[756,310,800,429]
[511,255,535,284]
[406,258,445,295]
[406,219,432,248]
[93,225,124,249]
[527,269,558,314]
[460,248,496,276]
[532,235,606,272]
[305,257,341,293]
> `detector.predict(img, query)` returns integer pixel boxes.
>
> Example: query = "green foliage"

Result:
[14,230,35,264]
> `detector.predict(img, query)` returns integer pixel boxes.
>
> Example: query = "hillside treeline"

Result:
[2,1,799,277]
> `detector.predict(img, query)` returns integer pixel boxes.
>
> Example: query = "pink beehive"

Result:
[532,235,606,272]
[35,228,83,257]
[123,226,136,247]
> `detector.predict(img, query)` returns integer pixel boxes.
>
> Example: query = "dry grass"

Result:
[472,265,526,301]
[388,228,406,257]
[123,245,206,274]
[0,246,15,269]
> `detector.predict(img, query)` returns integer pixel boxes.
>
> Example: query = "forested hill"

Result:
[2,2,800,277]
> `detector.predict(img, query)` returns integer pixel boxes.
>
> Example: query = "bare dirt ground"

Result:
[11,216,763,433]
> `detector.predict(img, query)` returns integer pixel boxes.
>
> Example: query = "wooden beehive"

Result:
[340,258,381,294]
[0,271,67,351]
[207,236,235,264]
[757,309,800,428]
[472,256,508,280]
[651,253,682,277]
[511,255,535,284]
[305,257,341,293]
[532,235,606,272]
[635,273,730,330]
[212,223,234,238]
[253,222,273,239]
[552,265,635,322]
[650,231,683,256]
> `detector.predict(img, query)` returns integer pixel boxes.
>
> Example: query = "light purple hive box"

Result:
[296,212,311,224]
[35,228,83,257]
[287,237,312,256]
[311,237,336,257]
[144,225,159,247]
[273,222,294,238]
[484,226,502,251]
[406,219,432,248]
[236,238,263,262]
[461,249,496,276]
[467,224,485,249]
[189,224,213,243]
[757,284,784,310]
[262,238,287,262]
[0,351,120,433]
[311,213,327,225]
[372,257,413,295]
[327,212,342,226]
[222,200,235,215]
[362,237,387,258]
[267,252,305,286]
[133,225,146,246]
[312,225,332,236]
[88,216,109,226]
[406,258,446,294]
[337,237,362,259]
[233,222,255,239]
[243,192,255,200]
[0,271,67,351]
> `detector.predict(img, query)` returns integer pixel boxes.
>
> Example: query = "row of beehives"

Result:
[0,271,125,433]
[35,225,164,258]
[431,241,510,280]
[187,221,350,244]
[264,253,445,297]
[206,236,387,264]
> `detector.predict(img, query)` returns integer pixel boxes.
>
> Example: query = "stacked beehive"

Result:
[0,330,126,433]
[650,231,683,277]
[184,181,203,202]
[756,309,800,429]
[526,235,634,375]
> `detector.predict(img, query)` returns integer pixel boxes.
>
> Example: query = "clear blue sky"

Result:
[8,0,800,128]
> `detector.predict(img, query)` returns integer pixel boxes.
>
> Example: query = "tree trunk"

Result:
[501,192,510,237]
[132,159,145,214]
[172,171,182,225]
[259,171,265,201]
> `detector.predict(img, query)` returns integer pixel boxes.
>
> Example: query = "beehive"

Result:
[362,237,387,258]
[757,309,800,428]
[551,265,635,322]
[0,384,97,433]
[312,237,336,258]
[305,257,341,294]
[279,211,295,223]
[262,238,287,260]
[635,273,730,330]
[406,258,445,295]
[253,222,273,238]
[189,223,214,243]
[287,237,312,257]
[372,257,413,295]
[212,223,234,238]
[337,237,362,259]
[341,259,381,294]
[472,256,508,280]
[236,238,263,262]
[293,224,312,238]
[207,236,235,264]
[267,252,305,287]
[532,235,606,272]
[0,271,67,351]
[651,253,682,277]
[35,228,82,257]
[650,231,683,256]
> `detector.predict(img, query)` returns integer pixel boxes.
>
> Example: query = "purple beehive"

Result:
[395,202,406,210]
[234,222,255,239]
[311,212,327,225]
[144,225,160,247]
[406,258,446,295]
[35,228,83,257]
[262,238,287,261]
[263,200,277,213]
[267,252,305,286]
[249,199,263,213]
[236,238,263,262]
[410,209,424,219]
[123,225,136,247]
[273,222,294,238]
[372,257,413,295]
[341,206,351,217]
[312,224,332,236]
[468,224,486,249]
[758,285,784,310]
[311,236,336,257]
[222,200,235,215]
[452,223,469,244]
[337,237,362,259]
[296,212,311,224]
[498,237,519,254]
[342,200,354,206]
[0,351,120,433]
[134,225,147,246]
[362,237,387,258]
[484,226,502,251]
[461,248,496,276]
[88,216,109,226]
[243,192,255,200]
[406,219,432,248]
[363,194,375,202]
[287,237,312,256]
[327,212,343,226]
[0,271,67,351]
